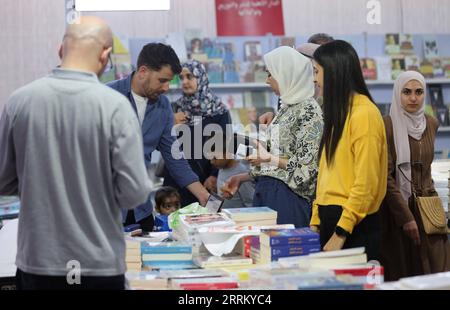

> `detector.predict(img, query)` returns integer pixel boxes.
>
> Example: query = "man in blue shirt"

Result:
[108,43,210,231]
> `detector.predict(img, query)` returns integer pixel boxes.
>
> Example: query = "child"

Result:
[153,187,181,231]
[210,139,255,209]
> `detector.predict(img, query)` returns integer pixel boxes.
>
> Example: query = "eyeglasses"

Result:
[105,53,114,72]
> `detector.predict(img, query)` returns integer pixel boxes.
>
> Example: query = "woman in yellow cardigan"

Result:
[310,40,388,261]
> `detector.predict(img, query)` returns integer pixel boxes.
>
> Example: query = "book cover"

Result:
[374,56,392,81]
[399,34,414,55]
[423,36,439,59]
[431,58,445,78]
[360,58,377,80]
[223,62,240,83]
[260,228,320,246]
[385,33,400,55]
[179,213,235,230]
[405,55,420,72]
[206,60,223,83]
[442,57,450,78]
[222,207,277,221]
[141,241,192,254]
[391,57,406,80]
[244,41,263,62]
[429,85,445,107]
[260,244,321,260]
[221,92,244,109]
[419,58,434,78]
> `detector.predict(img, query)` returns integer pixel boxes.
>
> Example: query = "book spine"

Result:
[266,245,321,259]
[267,236,320,246]
[141,247,192,254]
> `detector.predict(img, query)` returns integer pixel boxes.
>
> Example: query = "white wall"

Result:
[1,0,450,113]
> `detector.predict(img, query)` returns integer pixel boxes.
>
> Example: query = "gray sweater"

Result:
[0,69,152,276]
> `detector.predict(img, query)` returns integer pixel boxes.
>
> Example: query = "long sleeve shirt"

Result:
[0,69,152,276]
[108,74,199,221]
[311,94,388,233]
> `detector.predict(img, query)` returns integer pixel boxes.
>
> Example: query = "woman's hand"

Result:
[259,112,275,125]
[310,225,320,233]
[174,112,188,125]
[323,233,346,252]
[203,176,217,193]
[403,220,421,245]
[246,141,272,167]
[221,175,242,199]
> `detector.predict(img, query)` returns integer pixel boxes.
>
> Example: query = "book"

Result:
[206,60,223,83]
[391,57,406,80]
[405,55,420,72]
[260,228,320,247]
[140,241,192,254]
[222,207,277,221]
[193,254,253,268]
[0,196,20,220]
[360,58,377,80]
[142,261,198,270]
[220,92,244,109]
[399,34,415,55]
[419,58,434,78]
[159,269,228,279]
[442,58,450,78]
[432,58,445,78]
[398,271,450,290]
[171,277,239,290]
[179,213,235,231]
[259,244,321,261]
[374,56,392,81]
[385,33,400,55]
[142,253,193,261]
[429,85,445,107]
[423,36,439,59]
[244,41,263,62]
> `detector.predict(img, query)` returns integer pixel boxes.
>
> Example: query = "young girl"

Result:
[311,40,388,261]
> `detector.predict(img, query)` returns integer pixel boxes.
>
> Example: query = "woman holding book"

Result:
[223,46,323,228]
[380,71,450,281]
[164,60,231,206]
[310,40,388,261]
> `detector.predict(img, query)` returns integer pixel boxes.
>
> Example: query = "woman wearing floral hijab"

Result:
[380,71,450,281]
[163,60,231,206]
[223,46,323,228]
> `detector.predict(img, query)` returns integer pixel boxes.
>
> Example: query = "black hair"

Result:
[308,33,335,45]
[155,186,180,209]
[313,40,374,165]
[137,43,182,74]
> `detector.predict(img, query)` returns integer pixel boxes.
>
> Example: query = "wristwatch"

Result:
[335,226,351,238]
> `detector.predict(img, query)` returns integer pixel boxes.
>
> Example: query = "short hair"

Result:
[137,43,182,74]
[308,33,335,45]
[155,186,180,208]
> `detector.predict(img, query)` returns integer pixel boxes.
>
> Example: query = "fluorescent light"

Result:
[75,0,170,11]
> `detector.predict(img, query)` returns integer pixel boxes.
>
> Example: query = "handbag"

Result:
[399,165,448,235]
[414,194,448,235]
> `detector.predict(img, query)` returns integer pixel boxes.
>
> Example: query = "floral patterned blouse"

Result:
[251,98,323,201]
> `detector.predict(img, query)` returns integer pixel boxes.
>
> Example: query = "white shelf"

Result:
[366,78,450,85]
[438,127,450,133]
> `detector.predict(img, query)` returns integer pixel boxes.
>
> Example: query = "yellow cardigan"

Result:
[311,94,388,233]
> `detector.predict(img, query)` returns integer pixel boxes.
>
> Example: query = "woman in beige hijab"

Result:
[380,71,450,281]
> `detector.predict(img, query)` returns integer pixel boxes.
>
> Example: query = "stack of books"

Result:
[125,238,142,272]
[278,247,368,270]
[251,228,321,264]
[141,241,196,270]
[222,207,277,226]
[171,213,235,253]
[125,270,168,290]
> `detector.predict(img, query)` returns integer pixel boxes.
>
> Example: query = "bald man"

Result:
[0,16,152,290]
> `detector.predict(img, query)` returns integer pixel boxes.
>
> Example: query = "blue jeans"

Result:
[253,176,311,228]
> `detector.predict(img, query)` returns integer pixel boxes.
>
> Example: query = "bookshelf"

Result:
[366,78,450,86]
[170,83,270,90]
[438,127,450,133]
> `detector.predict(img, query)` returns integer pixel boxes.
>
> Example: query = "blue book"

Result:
[141,242,192,254]
[260,228,320,247]
[261,244,321,260]
[142,261,198,270]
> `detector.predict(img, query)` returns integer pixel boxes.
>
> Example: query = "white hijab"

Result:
[263,46,315,105]
[390,71,427,201]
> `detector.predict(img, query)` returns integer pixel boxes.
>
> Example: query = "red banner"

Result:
[216,0,285,36]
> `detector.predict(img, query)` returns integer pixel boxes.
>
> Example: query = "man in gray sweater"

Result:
[0,16,152,290]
